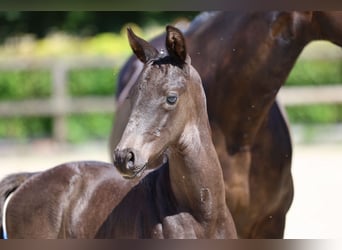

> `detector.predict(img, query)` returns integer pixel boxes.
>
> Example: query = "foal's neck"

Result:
[168,114,227,225]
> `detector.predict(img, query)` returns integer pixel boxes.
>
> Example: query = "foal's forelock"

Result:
[136,59,188,96]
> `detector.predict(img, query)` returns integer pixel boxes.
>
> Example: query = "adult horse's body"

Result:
[110,11,342,238]
[0,26,237,239]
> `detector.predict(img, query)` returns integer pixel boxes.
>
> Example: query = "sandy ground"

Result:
[284,143,342,239]
[0,139,341,239]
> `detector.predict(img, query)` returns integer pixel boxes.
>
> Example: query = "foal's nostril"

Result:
[126,151,135,170]
[113,148,138,174]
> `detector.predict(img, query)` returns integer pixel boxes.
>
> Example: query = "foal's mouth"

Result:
[123,163,147,179]
[123,150,168,179]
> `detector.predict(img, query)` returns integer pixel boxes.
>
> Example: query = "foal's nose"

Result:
[113,148,136,172]
[113,147,147,179]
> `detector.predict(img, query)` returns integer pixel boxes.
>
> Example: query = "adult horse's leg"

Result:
[247,101,293,238]
[212,101,293,238]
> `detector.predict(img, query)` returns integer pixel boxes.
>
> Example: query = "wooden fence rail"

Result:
[278,85,342,106]
[0,57,120,142]
[0,57,342,142]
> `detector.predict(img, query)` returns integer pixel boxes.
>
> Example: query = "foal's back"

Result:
[6,161,137,238]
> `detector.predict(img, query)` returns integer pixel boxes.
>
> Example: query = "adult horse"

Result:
[109,11,342,238]
[0,26,237,238]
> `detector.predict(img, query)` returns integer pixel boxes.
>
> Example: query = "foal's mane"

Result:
[149,53,187,68]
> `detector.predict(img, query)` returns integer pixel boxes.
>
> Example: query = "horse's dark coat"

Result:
[110,11,342,238]
[0,26,237,239]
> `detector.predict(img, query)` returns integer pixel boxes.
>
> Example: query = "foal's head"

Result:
[113,26,205,179]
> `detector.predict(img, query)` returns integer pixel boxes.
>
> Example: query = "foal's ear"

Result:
[127,27,159,63]
[165,25,187,64]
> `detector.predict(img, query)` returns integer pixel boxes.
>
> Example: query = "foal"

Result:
[110,11,342,238]
[0,26,236,239]
[96,25,236,238]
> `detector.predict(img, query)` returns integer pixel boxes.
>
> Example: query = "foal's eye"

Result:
[166,94,178,105]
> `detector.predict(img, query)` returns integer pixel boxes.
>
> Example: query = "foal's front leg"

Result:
[151,212,203,239]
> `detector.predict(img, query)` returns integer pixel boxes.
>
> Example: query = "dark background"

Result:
[0,12,198,42]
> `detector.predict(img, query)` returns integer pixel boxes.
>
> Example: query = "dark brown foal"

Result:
[0,26,237,239]
[110,11,342,238]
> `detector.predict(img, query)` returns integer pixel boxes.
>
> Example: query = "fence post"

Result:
[52,61,68,143]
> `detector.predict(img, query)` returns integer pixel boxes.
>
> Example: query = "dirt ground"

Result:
[284,143,342,239]
[0,139,341,239]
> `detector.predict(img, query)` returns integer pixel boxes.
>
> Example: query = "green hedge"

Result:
[286,104,342,124]
[0,67,118,142]
[0,70,51,100]
[69,68,118,96]
[0,117,52,140]
[284,59,342,124]
[67,114,114,143]
[286,60,342,86]
[0,60,341,142]
[0,68,118,99]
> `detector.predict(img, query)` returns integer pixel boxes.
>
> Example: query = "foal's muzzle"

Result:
[113,148,147,179]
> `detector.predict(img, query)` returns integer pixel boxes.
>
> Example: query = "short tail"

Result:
[0,172,36,238]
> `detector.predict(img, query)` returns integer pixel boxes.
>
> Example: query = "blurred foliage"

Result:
[80,33,129,57]
[0,117,52,140]
[0,11,341,142]
[67,114,114,143]
[0,11,198,43]
[286,60,342,86]
[0,68,118,100]
[284,59,342,124]
[0,114,113,143]
[69,68,118,96]
[0,70,51,100]
[0,68,118,142]
[0,31,134,59]
[0,59,341,142]
[286,104,342,124]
